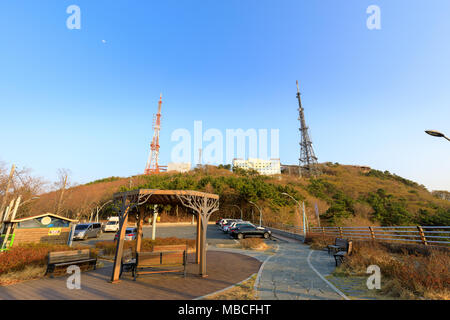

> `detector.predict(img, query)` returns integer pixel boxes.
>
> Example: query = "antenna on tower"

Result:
[296,80,320,177]
[198,148,202,167]
[144,94,165,175]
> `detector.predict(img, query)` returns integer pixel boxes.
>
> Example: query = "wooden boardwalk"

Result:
[0,251,261,300]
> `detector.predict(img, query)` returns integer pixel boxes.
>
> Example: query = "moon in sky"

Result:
[102,40,107,44]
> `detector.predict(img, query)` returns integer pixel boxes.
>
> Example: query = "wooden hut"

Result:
[3,213,78,247]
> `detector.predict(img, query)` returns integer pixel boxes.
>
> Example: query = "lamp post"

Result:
[93,200,113,222]
[248,201,262,227]
[229,205,243,220]
[425,130,450,142]
[282,192,306,241]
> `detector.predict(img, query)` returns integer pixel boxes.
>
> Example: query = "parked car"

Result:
[103,217,120,232]
[215,218,223,225]
[114,227,138,241]
[230,224,271,240]
[221,219,243,232]
[218,218,230,228]
[225,220,251,233]
[73,222,102,240]
[227,221,254,233]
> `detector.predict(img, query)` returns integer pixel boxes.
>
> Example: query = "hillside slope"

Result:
[27,163,450,227]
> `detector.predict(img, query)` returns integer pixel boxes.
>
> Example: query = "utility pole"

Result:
[0,164,15,216]
[296,81,319,177]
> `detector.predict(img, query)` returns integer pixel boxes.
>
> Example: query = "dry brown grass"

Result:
[205,274,257,300]
[238,238,270,251]
[311,236,450,300]
[0,265,47,286]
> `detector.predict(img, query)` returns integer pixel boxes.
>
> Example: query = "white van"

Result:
[104,217,120,232]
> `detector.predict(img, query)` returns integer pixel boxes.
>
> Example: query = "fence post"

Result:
[369,226,375,241]
[417,226,428,246]
[338,227,343,238]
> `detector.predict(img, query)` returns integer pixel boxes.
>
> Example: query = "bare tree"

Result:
[0,163,47,219]
[54,169,71,216]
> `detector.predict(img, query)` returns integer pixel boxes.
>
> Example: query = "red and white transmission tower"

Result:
[144,94,166,175]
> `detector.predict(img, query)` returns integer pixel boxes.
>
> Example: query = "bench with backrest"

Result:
[133,244,187,280]
[46,249,97,277]
[333,240,353,266]
[120,248,136,277]
[327,238,349,255]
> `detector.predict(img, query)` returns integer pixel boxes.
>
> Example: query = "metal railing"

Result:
[308,226,450,246]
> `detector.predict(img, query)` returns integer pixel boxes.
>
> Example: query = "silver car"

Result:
[73,223,102,240]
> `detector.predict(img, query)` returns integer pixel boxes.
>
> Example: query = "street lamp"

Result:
[92,200,113,222]
[282,193,307,241]
[229,205,243,220]
[425,130,450,142]
[248,201,262,227]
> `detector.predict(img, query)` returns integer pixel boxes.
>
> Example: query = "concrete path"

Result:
[256,237,347,300]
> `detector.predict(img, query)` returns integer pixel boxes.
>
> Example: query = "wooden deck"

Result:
[0,251,261,300]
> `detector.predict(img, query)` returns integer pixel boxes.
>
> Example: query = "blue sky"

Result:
[0,0,449,191]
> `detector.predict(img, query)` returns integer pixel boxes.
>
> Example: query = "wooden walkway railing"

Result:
[309,226,450,246]
[264,221,450,247]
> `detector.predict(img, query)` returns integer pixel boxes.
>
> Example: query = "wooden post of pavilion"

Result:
[196,213,201,264]
[176,193,219,277]
[135,206,145,254]
[110,189,219,282]
[110,196,129,283]
[110,192,153,283]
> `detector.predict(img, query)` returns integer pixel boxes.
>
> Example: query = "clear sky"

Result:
[0,0,449,191]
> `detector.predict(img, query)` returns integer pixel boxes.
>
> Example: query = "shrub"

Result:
[366,189,414,225]
[95,237,196,255]
[330,238,450,299]
[0,243,91,275]
[321,192,355,225]
[239,238,264,250]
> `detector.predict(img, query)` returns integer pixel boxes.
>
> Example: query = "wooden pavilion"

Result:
[110,189,219,283]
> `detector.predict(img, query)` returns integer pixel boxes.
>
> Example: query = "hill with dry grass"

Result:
[26,163,450,227]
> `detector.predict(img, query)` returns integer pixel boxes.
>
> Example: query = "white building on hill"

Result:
[232,158,281,175]
[167,162,191,173]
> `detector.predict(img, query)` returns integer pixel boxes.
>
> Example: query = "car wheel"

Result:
[263,232,270,239]
[83,234,88,240]
[237,233,244,240]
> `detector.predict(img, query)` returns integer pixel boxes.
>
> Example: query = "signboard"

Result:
[48,228,62,236]
[41,216,52,225]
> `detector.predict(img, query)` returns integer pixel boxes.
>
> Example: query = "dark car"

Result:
[230,225,271,240]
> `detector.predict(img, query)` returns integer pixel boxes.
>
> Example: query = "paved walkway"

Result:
[256,236,346,300]
[0,251,261,300]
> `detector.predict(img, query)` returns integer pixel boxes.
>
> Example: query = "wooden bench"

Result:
[327,238,349,255]
[333,240,353,266]
[133,244,187,280]
[45,249,97,277]
[119,248,136,278]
